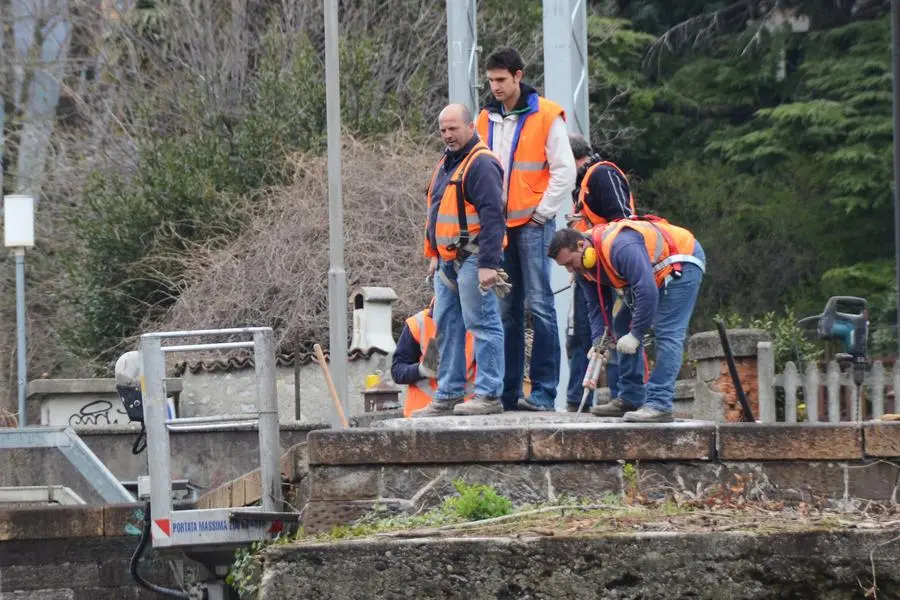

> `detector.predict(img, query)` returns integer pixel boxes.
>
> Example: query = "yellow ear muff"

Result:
[582,246,597,269]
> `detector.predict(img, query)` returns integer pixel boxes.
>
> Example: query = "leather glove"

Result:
[418,363,437,379]
[492,268,513,298]
[616,332,640,355]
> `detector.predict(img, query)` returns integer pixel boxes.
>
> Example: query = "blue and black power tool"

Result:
[797,296,870,384]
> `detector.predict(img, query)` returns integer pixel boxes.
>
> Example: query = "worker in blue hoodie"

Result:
[548,220,705,423]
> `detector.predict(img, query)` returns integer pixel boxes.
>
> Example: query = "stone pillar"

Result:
[687,329,770,422]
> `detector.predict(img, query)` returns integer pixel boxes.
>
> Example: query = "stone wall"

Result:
[260,531,900,600]
[0,504,202,599]
[177,354,396,424]
[300,416,900,532]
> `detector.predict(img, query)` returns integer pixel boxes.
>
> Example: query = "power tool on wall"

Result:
[797,296,870,385]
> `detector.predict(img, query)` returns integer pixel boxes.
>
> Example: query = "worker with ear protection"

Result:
[564,133,643,413]
[548,219,705,423]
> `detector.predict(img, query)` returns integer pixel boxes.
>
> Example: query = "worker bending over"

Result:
[548,219,705,422]
[564,133,643,412]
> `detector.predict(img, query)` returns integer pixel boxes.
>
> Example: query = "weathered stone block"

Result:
[1,590,74,600]
[725,461,846,502]
[717,423,863,460]
[101,503,145,537]
[864,422,900,457]
[308,427,530,465]
[309,466,380,501]
[0,506,104,541]
[530,423,715,461]
[0,563,100,590]
[378,464,547,508]
[547,464,621,499]
[303,499,407,533]
[845,460,900,501]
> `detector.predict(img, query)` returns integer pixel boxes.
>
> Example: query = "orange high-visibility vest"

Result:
[573,161,636,232]
[404,308,476,417]
[424,141,503,261]
[591,219,699,289]
[476,97,565,227]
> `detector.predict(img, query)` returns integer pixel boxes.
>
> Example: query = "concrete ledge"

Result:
[687,329,769,361]
[0,504,146,541]
[530,422,715,461]
[308,428,531,465]
[27,378,182,397]
[718,423,864,460]
[864,422,900,457]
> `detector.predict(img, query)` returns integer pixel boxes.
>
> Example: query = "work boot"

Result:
[410,398,463,418]
[453,395,503,415]
[590,398,630,417]
[623,405,674,423]
[566,403,590,413]
[516,397,553,412]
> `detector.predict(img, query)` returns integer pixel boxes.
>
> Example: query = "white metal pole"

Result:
[253,329,281,512]
[324,0,349,427]
[446,0,480,116]
[543,0,589,408]
[15,249,26,427]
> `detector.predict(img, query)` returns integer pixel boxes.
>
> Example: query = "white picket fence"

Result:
[757,341,897,423]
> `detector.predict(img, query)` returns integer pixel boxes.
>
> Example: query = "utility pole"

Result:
[324,0,348,427]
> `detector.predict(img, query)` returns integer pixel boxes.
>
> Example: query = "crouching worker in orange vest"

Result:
[416,103,508,417]
[391,299,476,417]
[548,219,706,423]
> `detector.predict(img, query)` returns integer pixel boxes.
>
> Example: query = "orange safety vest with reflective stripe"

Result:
[592,219,700,289]
[476,97,565,227]
[573,161,636,232]
[424,141,503,261]
[404,308,476,417]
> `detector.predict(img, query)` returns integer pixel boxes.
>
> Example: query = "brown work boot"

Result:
[453,395,503,416]
[623,405,674,423]
[590,398,630,417]
[410,398,463,418]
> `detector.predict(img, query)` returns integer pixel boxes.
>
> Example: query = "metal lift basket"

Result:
[140,327,293,551]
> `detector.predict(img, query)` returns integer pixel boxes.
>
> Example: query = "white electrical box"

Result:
[4,194,35,248]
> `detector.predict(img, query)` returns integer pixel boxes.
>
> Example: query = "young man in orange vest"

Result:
[417,103,507,417]
[564,133,644,412]
[548,220,705,422]
[476,47,576,412]
[391,298,476,417]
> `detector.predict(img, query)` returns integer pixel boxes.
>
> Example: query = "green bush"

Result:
[443,480,513,521]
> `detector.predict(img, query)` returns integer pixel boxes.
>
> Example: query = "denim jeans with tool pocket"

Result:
[499,219,560,410]
[433,255,505,400]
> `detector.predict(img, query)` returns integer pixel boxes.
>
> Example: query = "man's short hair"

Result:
[485,47,525,74]
[548,228,586,260]
[569,133,593,160]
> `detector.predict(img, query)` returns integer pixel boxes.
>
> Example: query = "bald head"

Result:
[438,103,475,152]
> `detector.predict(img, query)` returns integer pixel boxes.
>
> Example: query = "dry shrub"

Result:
[153,134,442,354]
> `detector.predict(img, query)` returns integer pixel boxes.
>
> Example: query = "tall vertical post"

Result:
[253,329,281,512]
[15,250,26,426]
[139,335,173,529]
[324,0,349,426]
[447,0,479,116]
[893,0,900,358]
[542,0,589,406]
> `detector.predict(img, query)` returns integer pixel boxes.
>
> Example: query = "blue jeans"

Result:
[640,243,705,413]
[500,220,560,410]
[433,255,505,399]
[566,285,644,407]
